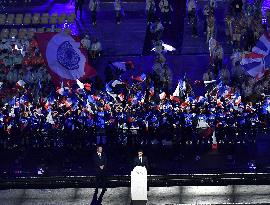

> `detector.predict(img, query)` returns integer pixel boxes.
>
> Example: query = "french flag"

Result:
[44,100,51,111]
[6,124,12,134]
[217,99,223,108]
[132,73,146,82]
[159,92,166,100]
[196,96,205,103]
[149,83,154,96]
[231,90,241,105]
[172,80,181,97]
[241,32,270,80]
[64,98,73,108]
[16,80,26,87]
[118,93,125,101]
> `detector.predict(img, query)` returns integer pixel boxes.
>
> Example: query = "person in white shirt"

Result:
[81,34,91,51]
[159,0,173,24]
[213,43,223,76]
[254,82,264,95]
[161,64,172,92]
[230,49,242,67]
[203,4,210,33]
[153,40,165,54]
[150,18,164,41]
[13,52,23,68]
[203,69,215,82]
[114,0,122,24]
[206,14,215,43]
[3,55,12,67]
[231,61,245,85]
[23,69,33,84]
[0,40,6,50]
[146,0,156,24]
[208,37,216,65]
[89,0,100,26]
[190,7,198,37]
[241,79,253,98]
[224,14,234,43]
[22,37,30,49]
[187,0,196,24]
[90,38,102,59]
[1,39,12,52]
[7,67,18,84]
[38,66,51,83]
[220,67,230,85]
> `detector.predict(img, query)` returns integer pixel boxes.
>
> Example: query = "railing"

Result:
[2,173,270,189]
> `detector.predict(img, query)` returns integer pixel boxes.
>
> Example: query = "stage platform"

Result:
[2,173,270,189]
[1,129,270,189]
[1,185,270,205]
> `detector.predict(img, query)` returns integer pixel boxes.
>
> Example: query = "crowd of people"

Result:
[73,0,124,24]
[71,0,176,26]
[1,0,33,4]
[0,0,270,151]
[187,0,263,49]
[0,69,269,150]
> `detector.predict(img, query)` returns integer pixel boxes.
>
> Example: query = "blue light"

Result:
[248,160,256,171]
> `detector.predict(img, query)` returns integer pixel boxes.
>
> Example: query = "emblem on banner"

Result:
[57,41,80,71]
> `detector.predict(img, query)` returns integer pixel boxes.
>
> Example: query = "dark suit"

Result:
[133,155,149,191]
[73,0,84,18]
[133,156,149,170]
[93,152,107,188]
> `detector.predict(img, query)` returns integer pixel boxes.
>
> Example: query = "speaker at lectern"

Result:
[131,166,147,205]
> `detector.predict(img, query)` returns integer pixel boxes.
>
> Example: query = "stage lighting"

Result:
[37,167,45,175]
[151,43,176,52]
[248,160,256,171]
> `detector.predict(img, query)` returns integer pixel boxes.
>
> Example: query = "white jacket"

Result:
[114,0,122,11]
[89,0,100,11]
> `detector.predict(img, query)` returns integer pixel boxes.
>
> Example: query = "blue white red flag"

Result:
[241,32,270,80]
[132,73,146,82]
[173,79,186,97]
[149,83,154,96]
[159,92,166,100]
[231,91,242,106]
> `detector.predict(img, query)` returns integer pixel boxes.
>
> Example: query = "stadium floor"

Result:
[1,185,270,205]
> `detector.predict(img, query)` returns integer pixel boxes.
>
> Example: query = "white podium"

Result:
[131,166,147,205]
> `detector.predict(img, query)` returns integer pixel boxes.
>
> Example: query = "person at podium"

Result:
[133,149,149,191]
[133,149,149,170]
